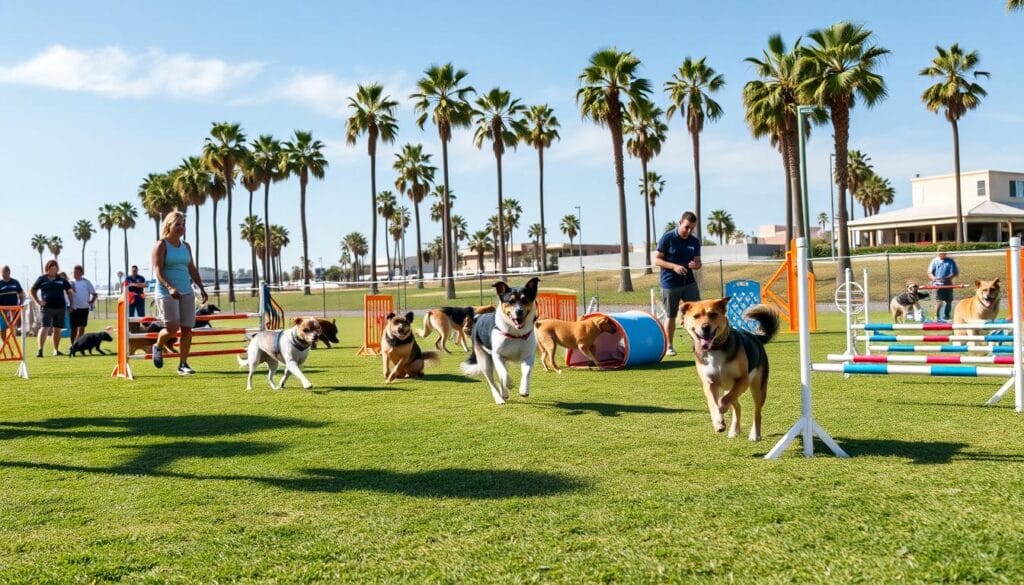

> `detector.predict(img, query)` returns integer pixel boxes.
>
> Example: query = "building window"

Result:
[977,180,986,196]
[1012,180,1024,198]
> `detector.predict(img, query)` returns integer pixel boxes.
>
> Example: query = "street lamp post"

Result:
[828,153,836,260]
[575,205,585,308]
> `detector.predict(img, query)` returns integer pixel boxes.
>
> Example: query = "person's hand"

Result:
[687,260,698,269]
[672,265,687,276]
[170,287,182,300]
[200,288,209,304]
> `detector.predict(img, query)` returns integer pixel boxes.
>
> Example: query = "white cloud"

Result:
[0,44,263,98]
[275,71,415,119]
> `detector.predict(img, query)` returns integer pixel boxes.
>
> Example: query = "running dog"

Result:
[535,315,618,373]
[193,303,221,329]
[890,281,928,323]
[237,317,321,390]
[69,331,113,356]
[460,278,540,405]
[311,318,340,349]
[679,298,779,441]
[418,306,488,353]
[953,278,1001,340]
[381,312,440,382]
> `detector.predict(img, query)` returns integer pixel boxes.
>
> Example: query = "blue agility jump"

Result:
[869,344,1014,354]
[860,334,1014,343]
[812,362,1013,377]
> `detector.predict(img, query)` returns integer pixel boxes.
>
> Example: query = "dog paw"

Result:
[519,390,530,397]
[303,383,313,390]
[749,433,762,442]
[728,429,739,439]
[714,423,726,433]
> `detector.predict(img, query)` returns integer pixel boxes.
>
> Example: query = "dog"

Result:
[890,281,929,323]
[679,298,779,441]
[69,331,113,357]
[381,312,440,382]
[311,318,340,349]
[460,278,540,404]
[237,317,321,390]
[535,315,618,373]
[127,321,176,355]
[418,306,481,353]
[953,278,1001,340]
[193,303,221,328]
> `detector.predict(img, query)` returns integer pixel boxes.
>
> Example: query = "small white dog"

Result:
[238,317,320,390]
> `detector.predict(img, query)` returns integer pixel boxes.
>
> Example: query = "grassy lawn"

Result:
[3,311,1024,582]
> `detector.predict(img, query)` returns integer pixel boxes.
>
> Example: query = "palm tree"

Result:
[281,130,328,294]
[843,150,874,221]
[270,224,290,284]
[73,219,95,270]
[343,232,368,282]
[502,198,523,268]
[665,220,679,233]
[47,236,63,264]
[706,209,736,245]
[800,21,890,272]
[577,48,651,292]
[138,173,167,238]
[1009,0,1023,11]
[527,223,545,270]
[920,44,989,244]
[451,214,469,273]
[472,87,526,273]
[817,212,829,237]
[239,156,262,290]
[560,214,580,255]
[112,201,138,276]
[425,236,444,276]
[347,83,400,293]
[412,63,475,299]
[665,56,725,242]
[640,171,666,245]
[376,190,398,278]
[97,205,116,293]
[239,215,264,285]
[202,122,247,302]
[250,135,284,284]
[520,104,560,272]
[393,143,437,288]
[389,207,411,276]
[468,230,494,273]
[172,156,211,267]
[31,234,48,271]
[624,98,667,274]
[859,173,896,217]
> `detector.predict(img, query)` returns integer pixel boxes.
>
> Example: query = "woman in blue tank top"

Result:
[150,210,208,375]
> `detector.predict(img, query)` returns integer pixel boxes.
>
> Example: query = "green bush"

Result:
[850,242,1005,255]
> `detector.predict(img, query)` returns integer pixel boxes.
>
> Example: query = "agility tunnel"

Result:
[565,311,667,369]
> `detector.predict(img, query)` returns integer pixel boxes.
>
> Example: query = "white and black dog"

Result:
[460,278,540,405]
[237,317,321,390]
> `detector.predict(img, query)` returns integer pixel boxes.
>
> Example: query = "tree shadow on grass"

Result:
[834,437,1024,464]
[0,415,322,440]
[311,385,409,393]
[546,401,688,417]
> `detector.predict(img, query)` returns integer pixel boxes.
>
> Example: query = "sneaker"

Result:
[152,344,164,369]
[666,346,677,357]
[177,364,194,376]
[36,349,42,358]
[52,350,63,357]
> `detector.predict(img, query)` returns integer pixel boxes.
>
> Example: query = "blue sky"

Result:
[2,1,1022,285]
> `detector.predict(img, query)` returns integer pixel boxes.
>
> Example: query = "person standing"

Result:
[124,264,147,317]
[69,265,98,344]
[30,260,73,357]
[927,245,959,321]
[0,265,26,338]
[653,211,702,356]
[151,211,208,375]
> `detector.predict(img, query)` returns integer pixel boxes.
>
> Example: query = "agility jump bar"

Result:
[811,362,1013,377]
[827,353,1015,365]
[869,344,1014,354]
[860,334,1015,343]
[855,321,1010,331]
[131,313,260,324]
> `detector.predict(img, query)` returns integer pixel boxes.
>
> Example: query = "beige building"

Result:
[848,169,1024,245]
[458,242,623,273]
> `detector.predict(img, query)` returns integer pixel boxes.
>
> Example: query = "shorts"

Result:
[69,308,90,328]
[0,306,18,332]
[41,307,66,328]
[157,294,196,328]
[662,283,701,319]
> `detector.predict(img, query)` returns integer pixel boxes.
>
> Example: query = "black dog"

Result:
[69,331,113,357]
[194,303,221,328]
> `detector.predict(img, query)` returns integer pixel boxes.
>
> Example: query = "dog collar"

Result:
[385,333,413,346]
[275,330,309,355]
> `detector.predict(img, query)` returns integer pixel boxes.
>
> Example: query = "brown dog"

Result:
[128,321,176,355]
[679,298,779,441]
[890,281,926,323]
[535,315,618,373]
[953,278,1001,339]
[419,306,479,353]
[381,312,440,383]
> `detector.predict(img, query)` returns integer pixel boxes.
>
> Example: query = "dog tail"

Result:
[459,351,484,376]
[743,305,780,345]
[421,350,441,366]
[418,312,435,338]
[236,354,248,369]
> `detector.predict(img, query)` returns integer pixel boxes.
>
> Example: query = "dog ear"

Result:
[492,281,510,296]
[679,302,692,316]
[386,312,396,320]
[993,277,1001,286]
[714,297,731,312]
[524,277,540,291]
[332,318,336,324]
[293,316,304,326]
[975,280,981,289]
[405,311,415,323]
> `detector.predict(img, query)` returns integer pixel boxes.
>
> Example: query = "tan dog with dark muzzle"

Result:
[381,312,440,383]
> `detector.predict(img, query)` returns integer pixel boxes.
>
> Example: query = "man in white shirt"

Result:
[69,265,97,344]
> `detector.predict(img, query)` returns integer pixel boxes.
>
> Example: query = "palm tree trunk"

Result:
[383,215,392,281]
[262,180,271,285]
[226,174,235,304]
[538,147,547,272]
[780,131,794,247]
[81,241,86,273]
[477,250,484,272]
[785,122,804,240]
[650,204,657,248]
[192,204,201,269]
[212,198,220,297]
[300,177,311,295]
[414,202,424,288]
[691,129,703,241]
[496,153,507,274]
[248,189,258,296]
[440,139,455,299]
[106,229,112,296]
[610,112,633,292]
[369,150,379,294]
[951,119,964,244]
[153,218,159,240]
[641,159,652,275]
[122,228,129,277]
[832,102,852,275]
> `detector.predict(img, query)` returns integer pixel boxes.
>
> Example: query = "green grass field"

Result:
[3,312,1024,582]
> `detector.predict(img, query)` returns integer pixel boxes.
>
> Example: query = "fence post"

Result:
[885,251,892,305]
[478,273,483,305]
[580,266,587,314]
[719,259,724,298]
[322,281,327,318]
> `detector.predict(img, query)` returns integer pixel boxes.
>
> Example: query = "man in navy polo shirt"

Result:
[654,211,702,356]
[0,265,26,336]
